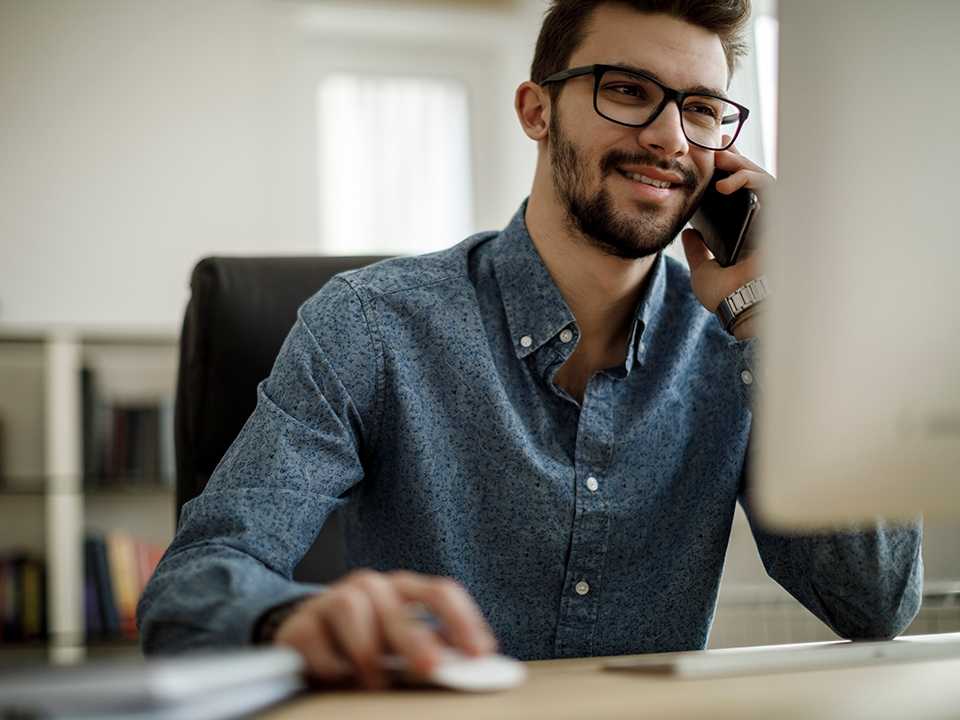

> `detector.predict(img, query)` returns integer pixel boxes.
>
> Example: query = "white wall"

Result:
[0,0,541,331]
[0,0,772,331]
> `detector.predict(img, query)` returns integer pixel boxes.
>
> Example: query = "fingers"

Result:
[322,583,387,689]
[273,595,353,683]
[715,136,767,176]
[273,570,497,689]
[713,168,770,195]
[382,607,448,675]
[719,136,749,160]
[714,151,764,175]
[681,228,714,273]
[389,571,498,657]
[349,571,444,677]
[713,133,770,192]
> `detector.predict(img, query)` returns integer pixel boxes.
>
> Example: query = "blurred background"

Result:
[0,0,955,667]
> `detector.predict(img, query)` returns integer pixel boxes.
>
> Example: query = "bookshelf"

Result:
[0,327,178,664]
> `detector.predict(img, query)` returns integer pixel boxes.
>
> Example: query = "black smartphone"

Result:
[689,169,759,268]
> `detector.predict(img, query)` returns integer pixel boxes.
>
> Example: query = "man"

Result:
[138,0,922,689]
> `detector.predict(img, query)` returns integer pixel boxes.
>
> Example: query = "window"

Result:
[753,14,779,175]
[317,73,474,255]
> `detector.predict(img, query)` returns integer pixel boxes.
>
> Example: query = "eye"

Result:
[605,83,649,99]
[685,103,721,119]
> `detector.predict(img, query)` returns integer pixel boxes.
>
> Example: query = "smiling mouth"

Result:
[616,169,678,189]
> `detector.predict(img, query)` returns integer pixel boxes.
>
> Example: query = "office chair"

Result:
[174,255,388,582]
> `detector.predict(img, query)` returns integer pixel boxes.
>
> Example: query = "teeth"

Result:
[625,172,672,189]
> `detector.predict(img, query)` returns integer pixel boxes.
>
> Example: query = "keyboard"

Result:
[604,633,960,678]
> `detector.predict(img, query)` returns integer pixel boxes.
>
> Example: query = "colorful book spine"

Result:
[85,535,120,638]
[0,553,47,643]
[105,532,140,640]
[80,533,168,642]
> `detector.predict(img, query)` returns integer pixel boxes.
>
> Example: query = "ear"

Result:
[515,81,551,142]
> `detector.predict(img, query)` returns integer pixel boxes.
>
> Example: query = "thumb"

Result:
[681,228,712,272]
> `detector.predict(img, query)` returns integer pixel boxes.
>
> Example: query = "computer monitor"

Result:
[753,0,960,529]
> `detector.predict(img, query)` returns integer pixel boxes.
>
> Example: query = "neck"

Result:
[525,185,657,358]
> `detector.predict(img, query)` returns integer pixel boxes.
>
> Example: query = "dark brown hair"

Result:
[531,0,752,94]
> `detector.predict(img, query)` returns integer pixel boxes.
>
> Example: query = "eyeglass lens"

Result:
[596,69,742,150]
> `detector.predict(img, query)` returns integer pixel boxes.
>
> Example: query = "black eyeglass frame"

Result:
[540,64,750,152]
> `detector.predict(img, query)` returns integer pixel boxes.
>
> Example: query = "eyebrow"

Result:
[608,62,729,99]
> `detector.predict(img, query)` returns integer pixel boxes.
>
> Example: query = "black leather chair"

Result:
[174,255,389,582]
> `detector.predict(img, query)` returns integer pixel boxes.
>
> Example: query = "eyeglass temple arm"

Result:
[540,66,598,84]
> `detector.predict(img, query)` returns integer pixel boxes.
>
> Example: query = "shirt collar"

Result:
[492,201,669,368]
[628,246,668,368]
[493,202,577,360]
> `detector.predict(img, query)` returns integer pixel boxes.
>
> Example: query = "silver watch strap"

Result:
[717,275,769,332]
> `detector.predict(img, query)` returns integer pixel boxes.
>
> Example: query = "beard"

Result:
[549,110,706,260]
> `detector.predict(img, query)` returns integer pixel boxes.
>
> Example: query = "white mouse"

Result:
[381,648,527,692]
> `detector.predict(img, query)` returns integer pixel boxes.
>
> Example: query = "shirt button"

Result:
[586,476,599,492]
[741,370,754,385]
[559,328,574,343]
[575,580,590,596]
[520,335,533,348]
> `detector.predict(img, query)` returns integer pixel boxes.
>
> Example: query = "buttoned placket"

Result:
[553,367,615,658]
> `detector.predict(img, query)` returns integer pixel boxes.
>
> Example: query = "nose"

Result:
[636,100,689,159]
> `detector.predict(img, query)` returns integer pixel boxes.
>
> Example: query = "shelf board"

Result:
[0,636,142,667]
[0,323,179,344]
[0,479,175,497]
[85,483,175,497]
[0,483,48,496]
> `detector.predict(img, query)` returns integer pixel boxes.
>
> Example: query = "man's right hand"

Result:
[272,569,498,689]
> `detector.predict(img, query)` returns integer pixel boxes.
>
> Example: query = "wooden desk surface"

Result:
[263,650,960,720]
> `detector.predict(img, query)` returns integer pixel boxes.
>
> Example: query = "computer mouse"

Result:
[381,648,527,692]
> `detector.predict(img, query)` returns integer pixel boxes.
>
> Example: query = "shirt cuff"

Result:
[232,580,325,647]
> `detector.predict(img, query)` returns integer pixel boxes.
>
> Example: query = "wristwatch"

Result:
[716,275,769,333]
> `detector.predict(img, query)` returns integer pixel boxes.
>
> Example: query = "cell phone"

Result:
[689,168,759,268]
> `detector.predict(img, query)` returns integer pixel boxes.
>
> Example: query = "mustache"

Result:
[600,150,698,189]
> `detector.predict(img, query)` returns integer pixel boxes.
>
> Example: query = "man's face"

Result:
[547,7,728,259]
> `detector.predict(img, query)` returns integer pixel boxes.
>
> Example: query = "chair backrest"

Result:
[175,255,388,582]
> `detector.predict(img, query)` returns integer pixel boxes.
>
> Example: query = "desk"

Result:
[264,649,960,720]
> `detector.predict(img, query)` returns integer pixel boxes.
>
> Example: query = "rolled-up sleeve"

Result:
[137,275,382,653]
[734,334,923,640]
[740,488,923,640]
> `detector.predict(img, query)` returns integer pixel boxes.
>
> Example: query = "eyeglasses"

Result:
[540,64,750,152]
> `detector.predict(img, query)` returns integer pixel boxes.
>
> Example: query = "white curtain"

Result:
[754,14,779,175]
[318,73,474,255]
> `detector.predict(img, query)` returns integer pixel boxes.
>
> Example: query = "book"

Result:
[0,552,47,642]
[85,535,120,638]
[135,539,164,591]
[84,571,102,638]
[83,533,167,641]
[105,532,140,639]
[0,558,13,641]
[20,556,45,640]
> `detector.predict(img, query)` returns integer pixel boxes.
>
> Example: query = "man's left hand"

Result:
[681,141,774,340]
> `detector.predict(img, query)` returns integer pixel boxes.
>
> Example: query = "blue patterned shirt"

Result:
[138,203,922,660]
